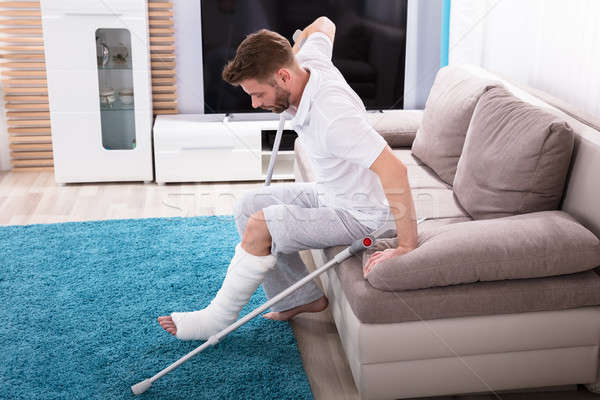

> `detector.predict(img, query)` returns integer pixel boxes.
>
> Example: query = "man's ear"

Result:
[277,68,292,86]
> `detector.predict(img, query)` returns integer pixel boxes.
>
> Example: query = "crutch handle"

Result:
[349,235,375,255]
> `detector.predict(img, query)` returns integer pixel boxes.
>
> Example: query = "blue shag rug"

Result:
[0,216,314,399]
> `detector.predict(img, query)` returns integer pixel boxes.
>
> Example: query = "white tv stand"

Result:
[153,113,296,184]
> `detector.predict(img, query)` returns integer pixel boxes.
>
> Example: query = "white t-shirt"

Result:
[285,32,390,228]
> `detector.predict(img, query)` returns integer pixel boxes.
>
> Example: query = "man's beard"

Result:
[262,83,290,114]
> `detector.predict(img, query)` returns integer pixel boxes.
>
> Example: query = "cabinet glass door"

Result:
[95,28,136,150]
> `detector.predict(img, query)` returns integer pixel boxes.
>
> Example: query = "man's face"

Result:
[240,77,290,113]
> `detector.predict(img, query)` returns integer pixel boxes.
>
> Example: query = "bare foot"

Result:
[263,295,328,321]
[157,315,177,336]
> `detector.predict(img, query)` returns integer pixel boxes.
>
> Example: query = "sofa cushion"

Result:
[454,86,575,220]
[391,148,424,166]
[391,151,470,220]
[405,165,449,190]
[411,188,470,221]
[449,65,600,239]
[366,110,423,148]
[363,211,600,291]
[411,65,500,184]
[325,244,600,324]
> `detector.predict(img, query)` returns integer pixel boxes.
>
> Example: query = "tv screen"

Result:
[201,0,408,114]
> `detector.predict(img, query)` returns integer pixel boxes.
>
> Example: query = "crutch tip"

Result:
[131,378,152,395]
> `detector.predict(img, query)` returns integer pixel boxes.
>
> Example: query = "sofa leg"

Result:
[586,381,600,393]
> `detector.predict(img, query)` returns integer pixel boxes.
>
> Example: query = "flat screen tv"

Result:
[201,0,408,114]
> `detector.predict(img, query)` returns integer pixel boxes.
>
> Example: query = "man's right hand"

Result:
[292,16,336,55]
[292,29,306,55]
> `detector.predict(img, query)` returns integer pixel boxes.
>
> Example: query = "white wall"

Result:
[403,0,442,110]
[173,0,204,113]
[450,0,600,118]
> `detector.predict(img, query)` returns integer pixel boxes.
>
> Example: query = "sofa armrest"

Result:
[366,109,424,148]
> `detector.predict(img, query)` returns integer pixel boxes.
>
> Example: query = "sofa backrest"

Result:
[452,64,600,237]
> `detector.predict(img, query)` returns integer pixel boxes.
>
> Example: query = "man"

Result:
[158,16,417,340]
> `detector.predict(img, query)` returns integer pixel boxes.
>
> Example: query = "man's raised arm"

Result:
[292,16,336,54]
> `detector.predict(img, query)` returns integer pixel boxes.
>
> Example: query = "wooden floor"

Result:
[1,170,598,400]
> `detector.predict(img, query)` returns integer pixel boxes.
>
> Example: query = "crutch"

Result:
[264,115,286,187]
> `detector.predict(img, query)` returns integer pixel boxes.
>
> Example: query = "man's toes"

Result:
[161,321,175,329]
[263,312,278,320]
[263,311,289,321]
[160,320,175,328]
[163,325,176,335]
[158,316,177,335]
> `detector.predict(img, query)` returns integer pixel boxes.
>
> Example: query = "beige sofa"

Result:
[293,64,600,399]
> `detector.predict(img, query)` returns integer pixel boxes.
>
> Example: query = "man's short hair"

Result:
[222,29,294,86]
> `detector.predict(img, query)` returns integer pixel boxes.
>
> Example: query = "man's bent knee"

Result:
[234,190,274,219]
[233,192,252,219]
[241,210,272,256]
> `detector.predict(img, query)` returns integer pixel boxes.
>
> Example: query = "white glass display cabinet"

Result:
[40,0,153,183]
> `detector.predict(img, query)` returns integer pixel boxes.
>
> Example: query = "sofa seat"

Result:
[324,244,600,324]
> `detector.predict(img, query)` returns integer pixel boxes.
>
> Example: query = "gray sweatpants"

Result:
[233,182,386,312]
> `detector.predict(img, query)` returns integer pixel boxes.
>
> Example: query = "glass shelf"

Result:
[100,98,135,111]
[97,62,132,71]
